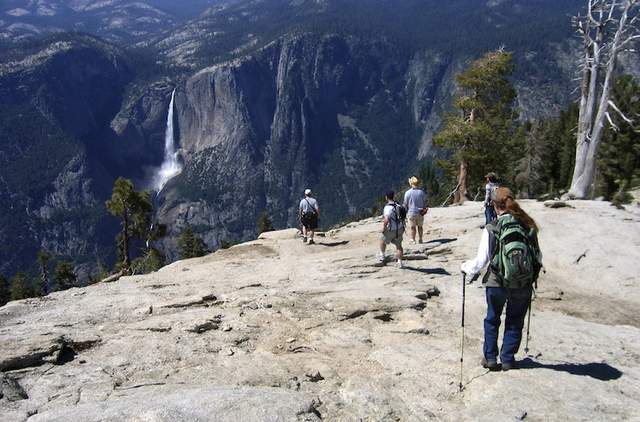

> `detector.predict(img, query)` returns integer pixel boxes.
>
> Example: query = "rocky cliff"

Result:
[1,200,639,420]
[0,35,132,277]
[110,33,443,254]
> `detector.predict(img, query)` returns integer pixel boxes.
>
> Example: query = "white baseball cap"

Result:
[304,188,312,196]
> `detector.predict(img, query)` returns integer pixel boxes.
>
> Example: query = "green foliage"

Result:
[0,274,9,306]
[53,262,77,292]
[514,106,578,199]
[177,226,208,259]
[256,212,275,235]
[36,249,51,295]
[596,75,640,200]
[434,50,520,195]
[513,74,640,202]
[417,162,449,206]
[88,258,110,285]
[10,272,35,301]
[132,248,166,274]
[219,239,237,250]
[106,178,154,271]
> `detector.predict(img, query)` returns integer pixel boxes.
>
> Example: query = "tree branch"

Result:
[605,111,620,130]
[608,100,635,123]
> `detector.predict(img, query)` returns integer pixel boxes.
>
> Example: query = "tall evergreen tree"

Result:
[36,249,51,295]
[10,272,34,301]
[0,274,9,306]
[106,178,153,273]
[256,211,274,235]
[596,75,640,200]
[53,261,77,292]
[177,226,208,259]
[434,49,519,203]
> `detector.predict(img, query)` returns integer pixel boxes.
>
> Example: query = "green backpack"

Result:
[489,214,542,289]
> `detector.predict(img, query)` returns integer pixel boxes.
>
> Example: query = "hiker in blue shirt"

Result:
[403,176,428,244]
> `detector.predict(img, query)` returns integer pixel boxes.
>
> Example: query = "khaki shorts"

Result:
[380,228,404,247]
[407,213,424,228]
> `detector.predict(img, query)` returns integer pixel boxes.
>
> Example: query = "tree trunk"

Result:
[123,212,131,273]
[567,0,634,199]
[454,160,468,204]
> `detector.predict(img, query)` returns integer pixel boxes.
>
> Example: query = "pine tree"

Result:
[256,211,274,235]
[106,178,153,273]
[10,272,34,301]
[596,75,640,201]
[434,49,519,203]
[53,262,77,292]
[0,274,9,306]
[132,248,166,274]
[36,249,51,295]
[177,226,208,259]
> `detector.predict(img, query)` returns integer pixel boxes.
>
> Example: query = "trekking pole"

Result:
[459,272,466,392]
[524,294,532,354]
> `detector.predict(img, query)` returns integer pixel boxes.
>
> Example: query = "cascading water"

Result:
[154,89,182,193]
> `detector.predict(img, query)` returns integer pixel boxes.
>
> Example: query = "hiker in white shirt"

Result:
[484,172,499,224]
[379,190,404,268]
[299,189,319,245]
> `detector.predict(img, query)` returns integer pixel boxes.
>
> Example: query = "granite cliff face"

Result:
[0,36,132,277]
[142,34,452,253]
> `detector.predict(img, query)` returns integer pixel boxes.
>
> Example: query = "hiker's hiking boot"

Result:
[481,357,500,371]
[308,239,315,245]
[501,361,516,371]
[302,236,307,243]
[378,252,385,263]
[397,259,404,269]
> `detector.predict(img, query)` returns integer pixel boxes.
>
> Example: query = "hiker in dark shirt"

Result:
[483,172,500,224]
[299,189,320,245]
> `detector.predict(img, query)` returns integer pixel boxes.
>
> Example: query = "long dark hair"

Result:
[493,187,539,232]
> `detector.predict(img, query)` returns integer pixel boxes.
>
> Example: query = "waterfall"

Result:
[154,89,182,193]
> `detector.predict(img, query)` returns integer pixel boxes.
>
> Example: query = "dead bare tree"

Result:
[566,0,640,199]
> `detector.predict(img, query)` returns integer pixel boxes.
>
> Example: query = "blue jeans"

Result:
[484,205,496,225]
[484,286,532,364]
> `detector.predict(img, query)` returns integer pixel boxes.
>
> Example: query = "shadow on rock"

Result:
[318,241,350,247]
[518,358,623,381]
[425,238,457,245]
[403,267,451,275]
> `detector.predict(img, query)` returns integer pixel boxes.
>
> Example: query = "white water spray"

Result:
[154,89,182,193]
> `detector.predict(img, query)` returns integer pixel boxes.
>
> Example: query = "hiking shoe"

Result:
[397,259,404,269]
[378,252,386,263]
[501,361,516,371]
[308,239,315,245]
[481,357,499,371]
[302,236,307,243]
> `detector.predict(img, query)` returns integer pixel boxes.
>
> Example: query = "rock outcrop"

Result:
[1,201,639,420]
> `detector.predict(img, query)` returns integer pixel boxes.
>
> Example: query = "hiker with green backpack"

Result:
[461,187,542,371]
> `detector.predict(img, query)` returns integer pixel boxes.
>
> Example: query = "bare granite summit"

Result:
[1,201,639,421]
